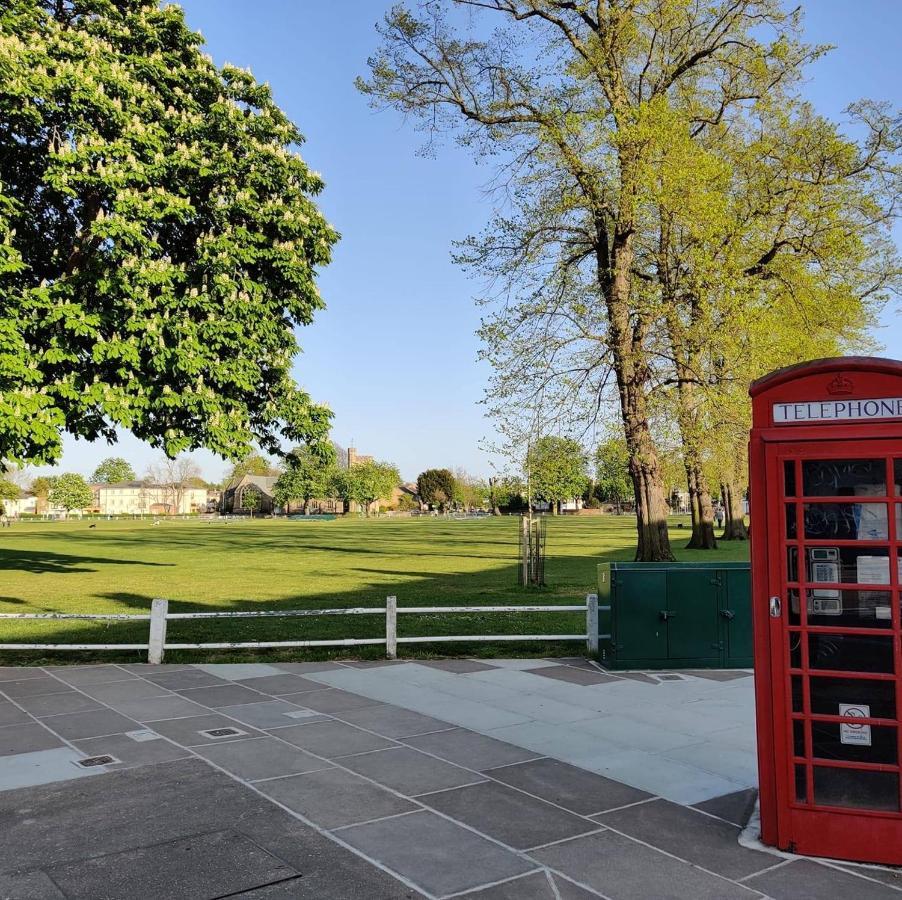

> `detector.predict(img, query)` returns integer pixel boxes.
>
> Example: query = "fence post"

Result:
[586,593,599,656]
[148,598,168,664]
[385,596,397,660]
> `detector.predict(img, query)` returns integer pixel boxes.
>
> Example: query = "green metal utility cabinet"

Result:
[596,562,752,669]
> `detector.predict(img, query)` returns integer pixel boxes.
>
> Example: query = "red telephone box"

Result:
[750,357,902,864]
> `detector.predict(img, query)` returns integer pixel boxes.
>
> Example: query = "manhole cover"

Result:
[77,755,118,768]
[656,674,686,682]
[199,727,246,739]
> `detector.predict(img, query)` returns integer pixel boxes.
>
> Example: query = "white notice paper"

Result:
[839,704,872,746]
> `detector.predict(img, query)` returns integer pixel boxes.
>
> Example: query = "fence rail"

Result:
[0,595,600,663]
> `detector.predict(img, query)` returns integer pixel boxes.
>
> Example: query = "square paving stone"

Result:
[193,736,331,782]
[685,670,752,682]
[42,708,138,740]
[462,871,600,899]
[80,679,171,704]
[274,721,398,758]
[744,859,900,900]
[418,659,499,673]
[235,673,326,695]
[140,669,229,690]
[336,704,454,739]
[487,757,651,815]
[74,733,192,770]
[340,747,486,796]
[292,688,384,713]
[0,677,74,699]
[422,781,596,850]
[51,665,136,686]
[530,830,758,900]
[692,788,758,827]
[0,700,33,726]
[145,714,263,746]
[217,700,330,729]
[0,870,66,899]
[0,747,100,791]
[256,767,417,829]
[0,667,47,681]
[340,810,534,896]
[273,661,347,674]
[46,828,298,900]
[528,666,621,686]
[107,694,209,722]
[597,798,774,880]
[177,683,269,707]
[833,862,902,891]
[15,691,104,718]
[194,663,282,680]
[404,727,542,771]
[0,723,64,756]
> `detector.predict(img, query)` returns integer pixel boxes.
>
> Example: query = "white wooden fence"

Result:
[0,595,601,663]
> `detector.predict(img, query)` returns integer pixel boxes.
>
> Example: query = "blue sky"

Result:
[44,0,901,483]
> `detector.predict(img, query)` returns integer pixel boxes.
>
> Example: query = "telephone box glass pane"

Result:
[802,459,886,497]
[804,589,893,629]
[795,764,808,803]
[803,503,887,540]
[813,767,900,812]
[809,676,896,719]
[791,675,804,712]
[812,721,898,765]
[894,459,902,495]
[785,504,797,539]
[784,461,797,497]
[808,633,894,674]
[793,719,806,757]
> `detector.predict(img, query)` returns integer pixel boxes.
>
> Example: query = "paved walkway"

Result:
[0,659,899,898]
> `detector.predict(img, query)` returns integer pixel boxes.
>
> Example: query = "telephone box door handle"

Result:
[769,596,782,618]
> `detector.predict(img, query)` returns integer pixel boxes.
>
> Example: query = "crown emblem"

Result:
[827,374,854,396]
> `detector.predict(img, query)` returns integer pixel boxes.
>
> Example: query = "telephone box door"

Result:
[763,440,902,862]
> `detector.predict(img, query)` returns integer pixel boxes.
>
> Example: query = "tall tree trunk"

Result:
[303,497,312,515]
[685,464,717,549]
[721,479,749,540]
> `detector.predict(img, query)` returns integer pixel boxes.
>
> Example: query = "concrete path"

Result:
[0,659,899,899]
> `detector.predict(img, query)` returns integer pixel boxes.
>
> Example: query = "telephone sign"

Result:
[750,357,902,865]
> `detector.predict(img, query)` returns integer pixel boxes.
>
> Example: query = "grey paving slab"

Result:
[0,747,100,791]
[193,736,331,781]
[486,757,651,815]
[340,809,535,897]
[0,699,34,725]
[42,708,138,740]
[295,687,385,713]
[104,693,210,722]
[177,682,269,707]
[0,677,74,698]
[50,664,136,686]
[140,668,229,690]
[0,869,66,899]
[684,670,753,682]
[273,720,398,758]
[146,713,263,746]
[340,660,414,669]
[336,704,455,739]
[528,666,622,686]
[14,690,104,717]
[0,758,418,899]
[255,767,417,829]
[832,863,902,892]
[404,727,542,771]
[744,859,901,899]
[73,733,192,770]
[273,661,347,674]
[422,781,597,850]
[693,788,759,827]
[419,659,500,673]
[460,871,601,899]
[597,798,775,880]
[46,828,299,900]
[482,659,560,670]
[236,673,327,695]
[217,700,330,729]
[79,678,171,704]
[0,722,64,756]
[530,830,759,900]
[0,667,46,681]
[194,663,283,680]
[117,663,193,675]
[340,746,486,796]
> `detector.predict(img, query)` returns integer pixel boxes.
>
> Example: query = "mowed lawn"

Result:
[0,515,749,663]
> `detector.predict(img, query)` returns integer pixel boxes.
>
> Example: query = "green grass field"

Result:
[0,515,749,664]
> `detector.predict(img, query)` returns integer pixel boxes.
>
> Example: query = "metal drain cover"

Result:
[77,755,118,768]
[656,674,686,682]
[199,727,246,739]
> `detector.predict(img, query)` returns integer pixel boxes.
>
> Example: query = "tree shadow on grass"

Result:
[0,549,174,575]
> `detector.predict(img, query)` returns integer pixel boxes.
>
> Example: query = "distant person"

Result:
[0,514,7,528]
[714,505,725,529]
